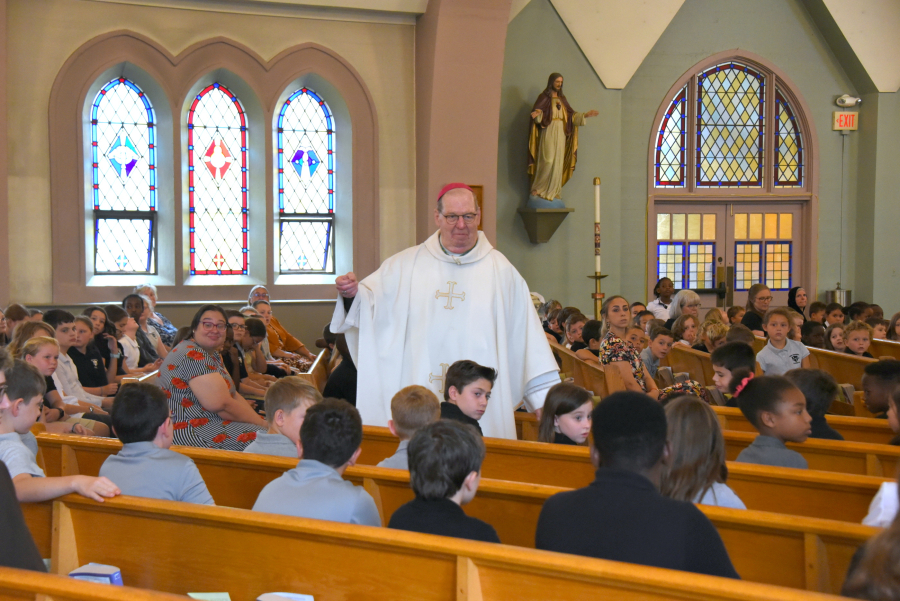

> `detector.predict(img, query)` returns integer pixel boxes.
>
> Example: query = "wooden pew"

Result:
[870,338,900,361]
[752,337,767,354]
[852,390,878,418]
[662,344,715,386]
[0,566,189,601]
[548,340,580,383]
[712,405,895,445]
[35,431,887,524]
[48,495,847,600]
[29,436,878,594]
[806,348,875,391]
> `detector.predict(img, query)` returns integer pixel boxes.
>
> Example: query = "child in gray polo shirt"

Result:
[243,377,322,458]
[756,308,810,376]
[99,383,214,505]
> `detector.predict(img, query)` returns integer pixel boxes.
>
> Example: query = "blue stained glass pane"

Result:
[657,242,685,289]
[655,86,686,188]
[277,87,336,273]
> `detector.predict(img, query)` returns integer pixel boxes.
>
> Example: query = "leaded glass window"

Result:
[775,90,803,187]
[276,87,335,273]
[655,86,686,187]
[187,82,248,275]
[733,212,793,290]
[656,212,717,289]
[657,243,685,289]
[696,63,764,187]
[90,77,157,273]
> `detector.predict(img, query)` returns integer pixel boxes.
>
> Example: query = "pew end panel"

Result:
[0,566,190,601]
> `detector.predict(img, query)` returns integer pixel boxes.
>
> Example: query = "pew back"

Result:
[0,566,189,601]
[662,345,715,387]
[806,348,875,391]
[870,339,900,361]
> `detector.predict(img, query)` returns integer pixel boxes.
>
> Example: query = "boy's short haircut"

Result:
[649,327,674,341]
[710,341,756,372]
[408,420,485,500]
[42,309,75,330]
[4,359,46,403]
[264,377,323,424]
[726,306,744,320]
[224,309,244,320]
[581,320,603,344]
[444,360,498,402]
[632,310,654,327]
[110,383,169,444]
[245,317,267,338]
[866,317,888,330]
[630,302,646,310]
[646,318,666,333]
[725,324,756,345]
[73,315,94,331]
[763,307,793,326]
[564,312,587,331]
[808,301,826,315]
[391,385,440,439]
[591,391,667,472]
[784,369,838,419]
[825,302,844,315]
[863,360,900,384]
[547,308,561,324]
[300,399,362,468]
[842,320,873,340]
[801,321,825,337]
[700,320,728,343]
[104,305,128,323]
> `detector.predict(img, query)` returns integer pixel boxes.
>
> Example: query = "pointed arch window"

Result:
[655,86,686,187]
[276,87,335,273]
[90,77,157,273]
[775,90,803,187]
[187,82,248,275]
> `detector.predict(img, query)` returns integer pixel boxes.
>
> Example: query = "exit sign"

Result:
[833,112,858,131]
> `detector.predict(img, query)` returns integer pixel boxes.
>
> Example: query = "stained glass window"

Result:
[734,212,792,290]
[276,88,335,273]
[90,77,156,273]
[696,62,764,187]
[775,90,802,187]
[655,86,686,187]
[187,82,248,275]
[765,242,792,290]
[657,243,685,289]
[734,242,762,291]
[688,243,715,288]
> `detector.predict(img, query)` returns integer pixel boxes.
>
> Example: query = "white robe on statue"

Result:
[331,230,560,439]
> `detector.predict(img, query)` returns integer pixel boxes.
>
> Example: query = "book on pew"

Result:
[257,594,315,601]
[68,563,123,585]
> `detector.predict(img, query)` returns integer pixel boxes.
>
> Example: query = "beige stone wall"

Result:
[7,0,416,303]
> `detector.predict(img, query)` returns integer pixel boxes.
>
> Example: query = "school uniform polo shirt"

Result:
[0,432,44,479]
[755,339,809,376]
[376,440,409,470]
[99,441,214,505]
[734,435,808,469]
[243,433,298,458]
[252,459,381,527]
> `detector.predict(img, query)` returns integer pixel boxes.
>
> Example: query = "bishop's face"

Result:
[435,190,480,254]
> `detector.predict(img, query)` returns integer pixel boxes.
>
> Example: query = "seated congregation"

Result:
[4,281,900,599]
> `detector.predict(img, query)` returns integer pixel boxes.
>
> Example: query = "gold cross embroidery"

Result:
[435,281,465,310]
[429,363,449,393]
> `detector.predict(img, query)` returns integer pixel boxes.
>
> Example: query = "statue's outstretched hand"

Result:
[336,272,358,298]
[530,109,541,119]
[585,110,599,118]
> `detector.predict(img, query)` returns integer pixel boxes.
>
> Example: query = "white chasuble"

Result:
[331,231,559,439]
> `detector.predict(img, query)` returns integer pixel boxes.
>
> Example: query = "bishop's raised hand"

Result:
[336,272,358,298]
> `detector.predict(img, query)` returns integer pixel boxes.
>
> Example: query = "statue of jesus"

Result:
[528,73,598,202]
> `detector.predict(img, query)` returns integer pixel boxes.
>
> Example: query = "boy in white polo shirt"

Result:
[756,308,811,376]
[99,383,214,505]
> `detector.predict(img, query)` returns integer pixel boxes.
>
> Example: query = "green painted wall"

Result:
[498,0,875,310]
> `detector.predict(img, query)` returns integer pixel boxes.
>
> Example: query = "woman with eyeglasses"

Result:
[158,305,266,450]
[663,289,702,331]
[741,284,772,337]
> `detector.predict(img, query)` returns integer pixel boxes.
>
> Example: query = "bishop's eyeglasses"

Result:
[441,213,478,225]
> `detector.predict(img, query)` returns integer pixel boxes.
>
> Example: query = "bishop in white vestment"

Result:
[332,184,559,439]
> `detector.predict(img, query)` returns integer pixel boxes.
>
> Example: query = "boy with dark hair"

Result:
[808,301,827,324]
[784,369,843,441]
[378,385,441,470]
[440,360,497,436]
[847,302,872,322]
[45,309,114,413]
[640,327,673,379]
[711,342,757,405]
[825,303,845,328]
[99,383,214,504]
[252,399,380,526]
[724,324,755,346]
[801,321,826,348]
[861,360,900,416]
[535,391,738,578]
[0,359,120,502]
[388,420,500,542]
[574,319,603,364]
[244,377,322,458]
[757,308,810,375]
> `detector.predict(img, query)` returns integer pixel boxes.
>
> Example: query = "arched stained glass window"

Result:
[775,90,803,187]
[276,87,335,273]
[187,82,248,275]
[91,77,157,273]
[696,62,765,187]
[654,86,686,187]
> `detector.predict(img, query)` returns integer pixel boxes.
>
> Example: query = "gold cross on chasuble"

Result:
[435,281,465,310]
[429,363,449,393]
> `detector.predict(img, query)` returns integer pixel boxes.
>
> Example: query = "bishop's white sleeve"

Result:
[863,482,898,528]
[522,371,561,412]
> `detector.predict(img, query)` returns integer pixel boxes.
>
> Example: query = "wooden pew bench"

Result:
[806,348,875,391]
[48,494,847,600]
[870,338,900,361]
[661,344,716,387]
[0,566,189,601]
[712,406,895,445]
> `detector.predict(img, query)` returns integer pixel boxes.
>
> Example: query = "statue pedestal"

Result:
[517,207,574,244]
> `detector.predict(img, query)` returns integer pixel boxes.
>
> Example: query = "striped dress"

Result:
[158,340,264,450]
